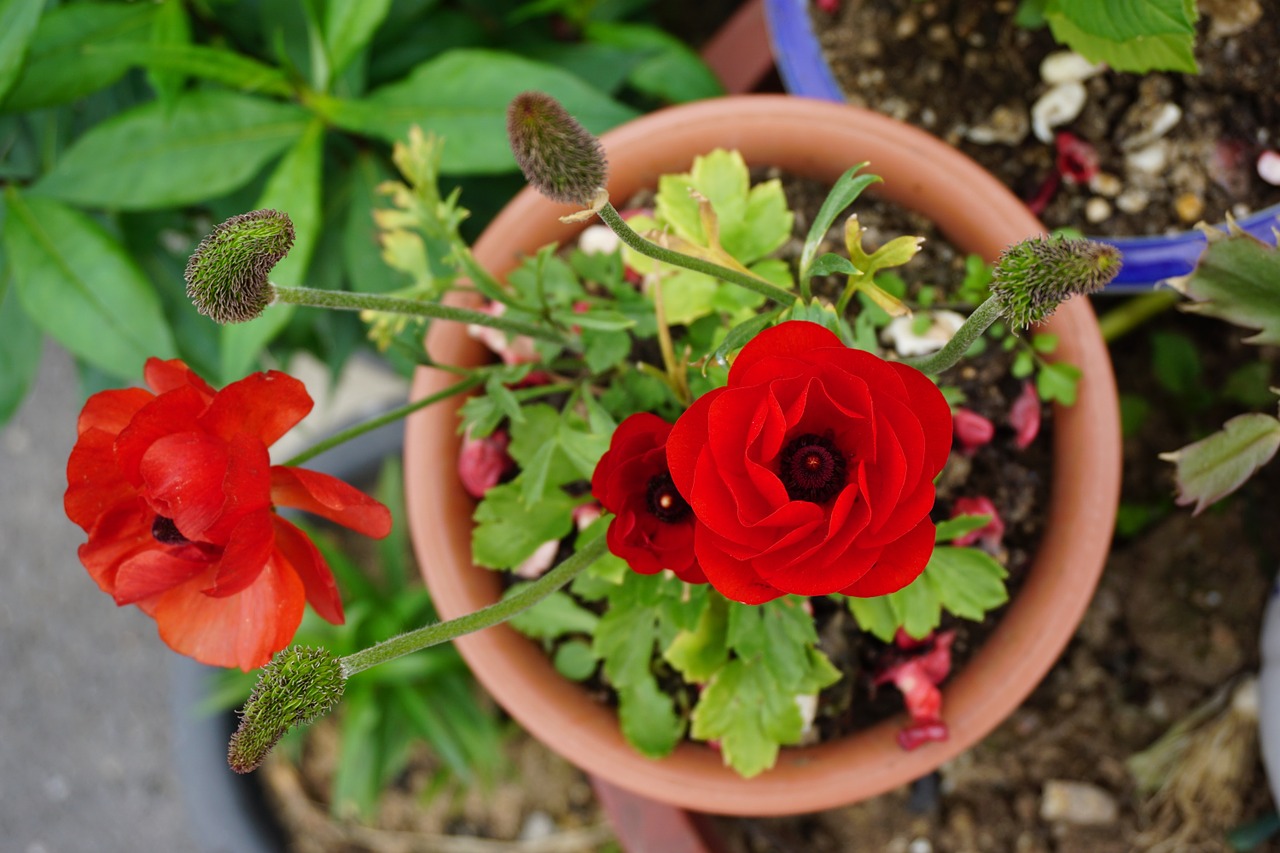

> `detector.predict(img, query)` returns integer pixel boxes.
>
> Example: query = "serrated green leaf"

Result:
[595,586,659,688]
[471,482,575,569]
[507,588,600,640]
[0,0,43,106]
[1,2,158,112]
[508,404,582,489]
[0,269,42,426]
[934,513,994,542]
[554,640,599,681]
[1178,230,1280,346]
[846,594,900,643]
[691,659,798,778]
[2,189,176,381]
[808,253,860,277]
[923,546,1010,622]
[618,676,683,758]
[35,91,309,210]
[890,570,943,639]
[1045,0,1198,73]
[1036,359,1082,405]
[1031,332,1059,354]
[1160,412,1280,514]
[519,440,559,503]
[664,593,729,682]
[322,49,636,174]
[220,118,325,381]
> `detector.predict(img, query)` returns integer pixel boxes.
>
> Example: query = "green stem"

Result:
[1097,290,1180,343]
[270,284,577,349]
[281,375,483,468]
[596,203,795,307]
[902,295,1005,375]
[339,534,608,678]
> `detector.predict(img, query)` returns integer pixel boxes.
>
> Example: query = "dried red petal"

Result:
[952,407,995,454]
[457,429,517,499]
[1055,131,1100,185]
[897,720,949,751]
[1009,381,1042,449]
[951,496,1005,550]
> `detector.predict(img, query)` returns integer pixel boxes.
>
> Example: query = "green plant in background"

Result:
[0,0,723,426]
[1016,0,1199,73]
[209,458,507,820]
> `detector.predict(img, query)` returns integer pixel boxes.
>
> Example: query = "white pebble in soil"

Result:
[1031,82,1087,144]
[1040,780,1119,826]
[1039,51,1105,85]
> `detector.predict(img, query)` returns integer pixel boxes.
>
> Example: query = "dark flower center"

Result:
[779,433,847,504]
[151,515,190,546]
[646,473,691,523]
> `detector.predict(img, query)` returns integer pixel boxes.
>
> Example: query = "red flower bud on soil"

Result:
[1009,381,1042,449]
[952,407,995,454]
[458,429,516,499]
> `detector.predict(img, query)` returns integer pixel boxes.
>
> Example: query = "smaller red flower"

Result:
[591,413,705,583]
[65,359,392,671]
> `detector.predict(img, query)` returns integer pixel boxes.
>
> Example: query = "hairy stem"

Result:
[902,295,1006,375]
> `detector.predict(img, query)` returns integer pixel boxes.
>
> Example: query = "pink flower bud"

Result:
[951,496,1005,550]
[515,538,560,579]
[1009,381,1042,449]
[467,301,540,366]
[952,408,995,454]
[897,720,949,751]
[458,429,516,499]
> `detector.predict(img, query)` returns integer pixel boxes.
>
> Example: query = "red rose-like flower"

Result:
[65,359,392,671]
[591,413,705,584]
[667,321,952,604]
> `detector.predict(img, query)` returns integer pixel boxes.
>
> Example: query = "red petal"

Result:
[114,385,208,487]
[76,387,153,437]
[144,358,216,399]
[65,427,136,532]
[271,516,344,624]
[270,468,392,538]
[199,431,273,544]
[840,516,936,597]
[114,549,210,604]
[199,371,312,448]
[897,721,949,751]
[666,388,720,500]
[206,511,276,598]
[952,408,995,454]
[889,362,952,475]
[151,558,305,671]
[695,528,784,604]
[76,498,157,594]
[727,321,841,386]
[1009,381,1042,449]
[138,432,229,539]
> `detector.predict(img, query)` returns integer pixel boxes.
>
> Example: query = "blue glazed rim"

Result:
[763,0,1280,292]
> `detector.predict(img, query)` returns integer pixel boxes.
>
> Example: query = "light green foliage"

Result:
[848,545,1009,643]
[1177,228,1280,347]
[1160,411,1280,514]
[1009,332,1082,406]
[1042,0,1199,74]
[0,0,42,105]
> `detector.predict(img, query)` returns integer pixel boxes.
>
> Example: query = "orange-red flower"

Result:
[65,359,392,670]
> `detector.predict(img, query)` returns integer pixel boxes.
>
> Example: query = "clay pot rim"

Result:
[404,95,1120,816]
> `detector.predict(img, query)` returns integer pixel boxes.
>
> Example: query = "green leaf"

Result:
[1177,229,1280,346]
[322,49,637,175]
[507,588,600,640]
[691,659,797,778]
[219,119,325,382]
[1,1,159,112]
[0,0,43,106]
[664,593,730,682]
[1036,360,1082,406]
[2,189,175,381]
[924,546,1010,622]
[331,687,382,820]
[145,0,191,104]
[508,404,581,487]
[83,42,294,98]
[1150,329,1204,399]
[1044,0,1198,73]
[846,594,900,643]
[35,91,309,210]
[617,676,683,758]
[808,253,860,277]
[583,21,724,104]
[799,165,878,284]
[934,513,994,542]
[471,482,575,569]
[322,0,393,79]
[553,640,599,681]
[1160,413,1280,514]
[0,268,42,426]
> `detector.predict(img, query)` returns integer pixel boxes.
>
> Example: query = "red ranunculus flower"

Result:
[666,321,952,604]
[591,413,705,583]
[64,358,392,671]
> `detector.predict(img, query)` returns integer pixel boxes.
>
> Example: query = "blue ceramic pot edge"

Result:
[762,0,1280,292]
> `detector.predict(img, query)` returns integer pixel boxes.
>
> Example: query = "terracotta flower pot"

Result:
[404,95,1121,816]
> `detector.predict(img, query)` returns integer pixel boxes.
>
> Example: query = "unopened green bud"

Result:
[185,209,294,324]
[227,646,344,774]
[507,91,608,207]
[991,236,1122,330]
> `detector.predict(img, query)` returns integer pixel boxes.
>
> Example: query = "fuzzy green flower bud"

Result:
[227,646,344,774]
[185,209,294,324]
[507,91,608,207]
[991,236,1122,330]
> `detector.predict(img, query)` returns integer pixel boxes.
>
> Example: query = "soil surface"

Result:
[810,0,1280,237]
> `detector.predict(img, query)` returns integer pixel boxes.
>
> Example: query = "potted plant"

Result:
[61,91,1120,832]
[403,94,1121,815]
[762,0,1280,291]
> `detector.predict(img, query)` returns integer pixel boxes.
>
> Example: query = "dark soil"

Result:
[810,0,1280,237]
[713,307,1280,852]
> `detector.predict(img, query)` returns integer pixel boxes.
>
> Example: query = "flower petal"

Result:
[76,498,157,594]
[144,357,216,399]
[840,515,937,597]
[65,427,136,532]
[271,516,344,624]
[696,528,784,604]
[199,371,312,448]
[206,511,276,598]
[114,385,209,487]
[76,387,153,437]
[727,321,841,385]
[114,549,210,605]
[270,467,392,538]
[138,431,229,539]
[151,558,305,671]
